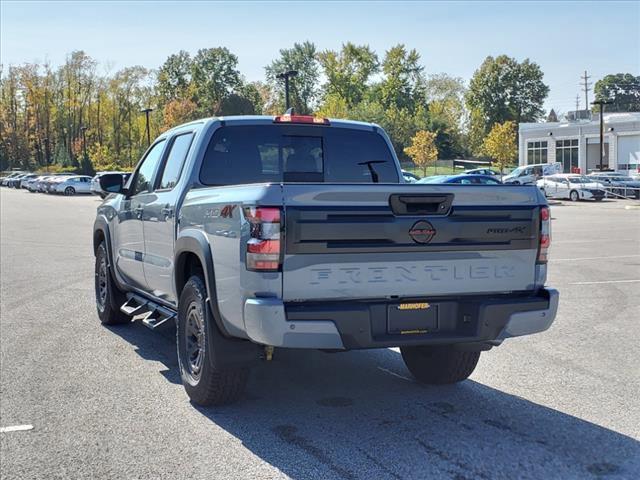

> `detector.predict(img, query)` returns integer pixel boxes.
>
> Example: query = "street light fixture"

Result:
[276,70,298,111]
[141,107,154,147]
[591,99,613,171]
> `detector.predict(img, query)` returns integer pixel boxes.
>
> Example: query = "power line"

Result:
[580,70,592,113]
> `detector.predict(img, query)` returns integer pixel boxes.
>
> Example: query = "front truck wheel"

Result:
[400,345,480,384]
[95,242,130,325]
[177,276,249,406]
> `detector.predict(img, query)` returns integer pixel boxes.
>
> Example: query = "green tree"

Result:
[191,47,242,115]
[594,73,640,112]
[265,41,320,114]
[156,50,193,105]
[425,73,467,158]
[404,130,439,176]
[318,43,378,108]
[380,45,426,111]
[466,55,548,153]
[482,121,517,178]
[315,93,349,119]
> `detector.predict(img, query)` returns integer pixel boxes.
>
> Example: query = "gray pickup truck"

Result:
[93,114,558,406]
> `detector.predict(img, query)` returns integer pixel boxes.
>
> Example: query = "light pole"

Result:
[591,99,613,171]
[276,70,298,111]
[141,107,153,147]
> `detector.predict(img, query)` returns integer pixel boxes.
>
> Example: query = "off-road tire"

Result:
[95,242,130,325]
[400,345,480,384]
[177,275,249,406]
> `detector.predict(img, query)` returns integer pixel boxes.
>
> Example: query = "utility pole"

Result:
[141,107,153,147]
[581,71,592,116]
[276,70,298,111]
[575,95,580,114]
[591,99,612,171]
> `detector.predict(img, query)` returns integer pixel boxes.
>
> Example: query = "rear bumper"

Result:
[243,288,559,350]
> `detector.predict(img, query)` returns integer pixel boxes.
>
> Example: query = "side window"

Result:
[130,140,166,196]
[158,133,194,190]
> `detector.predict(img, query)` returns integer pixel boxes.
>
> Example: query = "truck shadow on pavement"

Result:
[109,323,640,480]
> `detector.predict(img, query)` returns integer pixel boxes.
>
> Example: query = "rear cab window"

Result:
[199,124,399,185]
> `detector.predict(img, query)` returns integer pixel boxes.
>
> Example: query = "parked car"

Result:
[464,167,501,177]
[24,175,47,192]
[35,175,56,192]
[503,162,563,185]
[44,176,67,193]
[587,172,640,199]
[0,172,25,186]
[7,173,32,188]
[93,114,557,406]
[401,170,421,183]
[18,173,38,188]
[91,171,129,198]
[417,174,502,185]
[537,174,605,201]
[54,175,93,195]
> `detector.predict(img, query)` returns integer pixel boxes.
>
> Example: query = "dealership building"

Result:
[518,112,640,174]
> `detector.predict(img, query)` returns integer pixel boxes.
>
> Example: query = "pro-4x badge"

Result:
[408,220,436,244]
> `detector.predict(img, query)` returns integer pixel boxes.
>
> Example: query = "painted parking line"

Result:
[0,424,34,433]
[378,367,413,382]
[568,279,640,285]
[554,254,640,262]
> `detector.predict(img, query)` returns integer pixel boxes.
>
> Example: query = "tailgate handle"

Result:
[389,194,454,216]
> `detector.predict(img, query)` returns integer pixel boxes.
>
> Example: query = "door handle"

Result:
[161,206,173,218]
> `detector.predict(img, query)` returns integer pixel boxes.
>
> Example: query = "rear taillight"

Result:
[244,207,282,271]
[538,206,551,263]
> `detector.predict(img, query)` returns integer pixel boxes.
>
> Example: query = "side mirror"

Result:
[98,173,126,195]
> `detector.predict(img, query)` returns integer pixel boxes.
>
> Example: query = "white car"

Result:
[503,162,563,185]
[537,174,606,202]
[54,175,93,195]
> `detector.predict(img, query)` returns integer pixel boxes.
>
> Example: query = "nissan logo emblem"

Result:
[409,220,436,244]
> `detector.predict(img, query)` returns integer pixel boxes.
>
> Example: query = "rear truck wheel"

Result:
[400,345,480,384]
[570,190,580,202]
[177,275,249,406]
[94,242,130,325]
[64,186,75,196]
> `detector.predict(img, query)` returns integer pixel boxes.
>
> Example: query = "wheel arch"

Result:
[175,230,232,337]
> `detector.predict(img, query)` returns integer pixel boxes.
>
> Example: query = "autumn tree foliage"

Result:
[482,121,518,177]
[0,44,555,174]
[404,130,439,176]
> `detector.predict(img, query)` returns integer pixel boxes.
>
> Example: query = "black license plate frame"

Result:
[387,302,439,335]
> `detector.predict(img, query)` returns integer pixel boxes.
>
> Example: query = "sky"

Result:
[1,0,639,114]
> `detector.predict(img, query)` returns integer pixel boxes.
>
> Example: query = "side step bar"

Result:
[120,293,177,331]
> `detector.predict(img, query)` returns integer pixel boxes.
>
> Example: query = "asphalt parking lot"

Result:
[1,188,639,479]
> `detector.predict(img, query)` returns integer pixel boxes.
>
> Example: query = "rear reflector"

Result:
[274,114,330,125]
[244,207,282,272]
[537,206,551,263]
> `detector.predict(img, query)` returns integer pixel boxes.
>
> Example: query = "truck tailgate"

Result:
[282,184,543,301]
